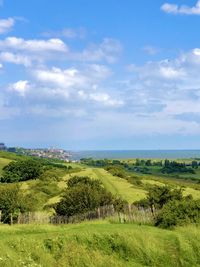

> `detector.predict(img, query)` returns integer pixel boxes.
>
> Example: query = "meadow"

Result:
[0,222,199,267]
[1,154,200,211]
[0,153,200,267]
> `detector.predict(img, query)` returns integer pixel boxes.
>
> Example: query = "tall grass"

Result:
[0,223,199,267]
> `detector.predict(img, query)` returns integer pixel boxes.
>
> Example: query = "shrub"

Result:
[155,198,200,228]
[1,159,43,183]
[134,185,183,212]
[0,184,34,223]
[55,176,114,216]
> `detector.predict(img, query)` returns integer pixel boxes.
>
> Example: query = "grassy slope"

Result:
[0,158,11,176]
[0,222,199,267]
[0,156,200,266]
[1,156,200,206]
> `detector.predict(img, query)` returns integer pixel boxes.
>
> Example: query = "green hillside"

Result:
[0,222,199,267]
[0,153,200,266]
[0,154,200,211]
[0,157,12,176]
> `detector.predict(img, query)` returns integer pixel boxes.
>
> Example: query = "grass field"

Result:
[0,222,199,267]
[0,155,200,266]
[92,168,146,202]
[1,156,200,207]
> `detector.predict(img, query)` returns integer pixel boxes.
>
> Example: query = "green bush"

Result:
[0,184,34,223]
[55,176,114,216]
[1,159,43,183]
[134,185,183,211]
[155,198,200,228]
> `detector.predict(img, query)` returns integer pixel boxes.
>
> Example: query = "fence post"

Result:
[10,213,13,225]
[17,212,21,224]
[97,207,100,219]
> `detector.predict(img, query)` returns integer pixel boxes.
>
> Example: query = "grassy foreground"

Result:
[0,222,200,267]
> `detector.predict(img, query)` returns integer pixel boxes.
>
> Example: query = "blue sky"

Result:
[1,0,200,150]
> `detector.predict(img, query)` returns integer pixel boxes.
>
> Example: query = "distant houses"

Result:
[0,143,72,161]
[0,143,6,150]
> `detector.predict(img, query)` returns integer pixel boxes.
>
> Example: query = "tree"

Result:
[134,185,183,214]
[191,161,198,169]
[0,184,34,223]
[155,198,200,228]
[55,176,114,216]
[147,186,183,211]
[1,159,43,183]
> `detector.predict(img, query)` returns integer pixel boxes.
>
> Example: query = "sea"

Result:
[70,150,200,160]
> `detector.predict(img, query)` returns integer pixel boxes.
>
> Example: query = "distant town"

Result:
[0,143,73,162]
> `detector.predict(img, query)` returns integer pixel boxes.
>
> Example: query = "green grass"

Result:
[0,157,12,176]
[0,222,199,267]
[84,168,147,203]
[1,154,200,208]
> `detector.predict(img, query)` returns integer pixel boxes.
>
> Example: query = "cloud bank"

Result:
[161,1,200,15]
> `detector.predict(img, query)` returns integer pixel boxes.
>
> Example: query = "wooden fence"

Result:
[1,205,155,225]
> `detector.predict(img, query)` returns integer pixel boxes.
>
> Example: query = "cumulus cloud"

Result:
[9,80,30,96]
[0,37,122,68]
[32,65,121,107]
[0,37,68,52]
[125,47,200,125]
[0,18,15,34]
[161,1,200,15]
[72,38,122,63]
[0,52,31,66]
[89,92,123,107]
[34,67,88,89]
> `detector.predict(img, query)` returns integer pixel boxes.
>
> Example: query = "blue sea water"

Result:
[71,150,200,160]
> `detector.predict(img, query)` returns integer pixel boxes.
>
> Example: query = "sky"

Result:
[1,0,200,150]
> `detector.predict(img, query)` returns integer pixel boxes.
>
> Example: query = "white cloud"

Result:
[8,64,122,111]
[0,52,31,66]
[163,100,200,115]
[0,37,68,52]
[42,27,86,39]
[159,66,185,79]
[89,92,123,107]
[34,67,87,89]
[72,38,122,63]
[0,18,15,34]
[9,80,30,96]
[0,37,121,67]
[161,1,200,15]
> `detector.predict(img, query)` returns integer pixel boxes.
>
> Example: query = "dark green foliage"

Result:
[162,160,195,174]
[135,185,183,211]
[134,185,200,228]
[80,158,110,167]
[191,160,198,169]
[134,198,150,209]
[113,197,128,212]
[155,198,200,228]
[67,175,101,188]
[146,185,183,210]
[1,159,43,183]
[55,176,114,216]
[105,165,126,178]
